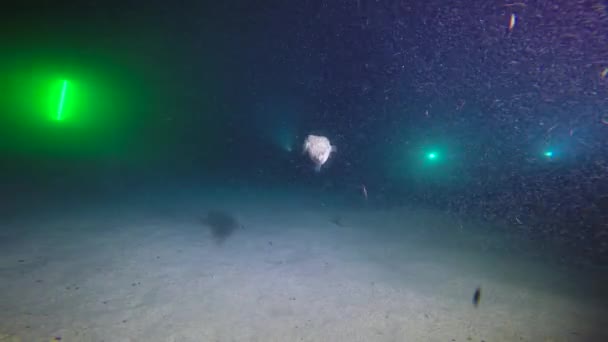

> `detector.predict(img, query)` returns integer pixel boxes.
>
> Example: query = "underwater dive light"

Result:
[56,80,68,120]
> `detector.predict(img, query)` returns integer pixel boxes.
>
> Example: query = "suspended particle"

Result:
[508,13,517,31]
[601,113,608,125]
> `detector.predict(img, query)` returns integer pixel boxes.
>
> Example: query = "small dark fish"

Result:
[330,216,344,227]
[472,287,482,307]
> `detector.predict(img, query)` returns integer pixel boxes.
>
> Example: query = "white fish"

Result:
[303,134,336,171]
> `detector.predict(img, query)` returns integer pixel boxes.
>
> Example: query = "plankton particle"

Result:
[509,13,517,31]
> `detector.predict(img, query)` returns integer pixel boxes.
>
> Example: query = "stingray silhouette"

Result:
[201,210,242,244]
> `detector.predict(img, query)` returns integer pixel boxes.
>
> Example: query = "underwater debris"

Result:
[201,210,242,244]
[472,287,482,307]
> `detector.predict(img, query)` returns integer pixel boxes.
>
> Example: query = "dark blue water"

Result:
[1,1,608,340]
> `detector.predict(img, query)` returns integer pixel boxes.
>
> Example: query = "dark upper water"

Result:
[1,0,607,266]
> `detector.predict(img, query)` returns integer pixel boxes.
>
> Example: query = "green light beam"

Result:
[57,80,68,120]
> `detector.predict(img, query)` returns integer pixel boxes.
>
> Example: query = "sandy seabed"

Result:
[1,186,606,342]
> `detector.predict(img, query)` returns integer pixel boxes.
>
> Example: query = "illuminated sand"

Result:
[0,188,606,341]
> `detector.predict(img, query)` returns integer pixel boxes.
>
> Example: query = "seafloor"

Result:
[1,185,606,342]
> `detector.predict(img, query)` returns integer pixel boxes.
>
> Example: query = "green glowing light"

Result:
[427,152,438,160]
[56,80,68,120]
[544,150,553,158]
